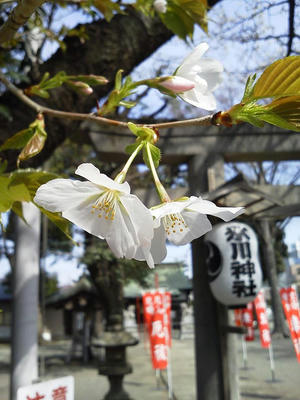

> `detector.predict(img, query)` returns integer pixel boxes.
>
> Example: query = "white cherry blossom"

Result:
[149,196,244,263]
[34,163,155,266]
[175,43,223,110]
[154,0,167,13]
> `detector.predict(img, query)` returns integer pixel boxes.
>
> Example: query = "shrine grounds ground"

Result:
[0,332,299,400]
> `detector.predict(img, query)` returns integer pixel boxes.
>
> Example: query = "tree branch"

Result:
[0,0,45,44]
[287,0,295,56]
[0,70,214,130]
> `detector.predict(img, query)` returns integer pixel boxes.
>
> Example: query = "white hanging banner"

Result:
[17,376,74,400]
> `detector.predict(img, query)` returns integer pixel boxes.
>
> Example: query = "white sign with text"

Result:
[17,376,74,400]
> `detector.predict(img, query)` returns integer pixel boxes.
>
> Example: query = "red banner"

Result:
[280,286,300,362]
[243,303,255,341]
[254,290,271,348]
[142,290,172,369]
[234,303,255,341]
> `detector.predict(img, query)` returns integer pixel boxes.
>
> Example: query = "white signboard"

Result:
[17,376,74,400]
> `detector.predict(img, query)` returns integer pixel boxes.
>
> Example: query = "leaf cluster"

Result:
[99,70,136,116]
[24,71,108,99]
[223,56,300,132]
[135,0,208,40]
[126,122,161,169]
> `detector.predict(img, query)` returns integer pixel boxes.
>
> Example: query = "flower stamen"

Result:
[91,190,118,221]
[163,213,188,236]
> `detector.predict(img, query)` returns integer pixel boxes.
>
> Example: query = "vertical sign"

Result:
[242,303,255,341]
[254,290,271,348]
[280,286,300,362]
[142,290,172,370]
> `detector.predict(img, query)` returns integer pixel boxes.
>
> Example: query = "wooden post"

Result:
[189,154,239,400]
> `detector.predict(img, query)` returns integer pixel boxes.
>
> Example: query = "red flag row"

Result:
[234,287,300,363]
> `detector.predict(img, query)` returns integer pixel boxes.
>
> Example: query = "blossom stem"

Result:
[146,142,170,203]
[114,142,144,184]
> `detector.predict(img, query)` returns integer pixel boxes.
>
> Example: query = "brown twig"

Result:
[0,0,45,44]
[0,70,214,130]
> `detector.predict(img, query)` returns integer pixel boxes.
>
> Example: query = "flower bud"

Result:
[159,76,195,93]
[66,80,93,96]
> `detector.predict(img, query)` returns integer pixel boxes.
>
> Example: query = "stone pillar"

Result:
[11,202,40,400]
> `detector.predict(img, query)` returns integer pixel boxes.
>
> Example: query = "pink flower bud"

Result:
[159,76,195,93]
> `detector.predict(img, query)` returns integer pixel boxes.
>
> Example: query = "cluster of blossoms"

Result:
[34,43,243,268]
[34,163,244,268]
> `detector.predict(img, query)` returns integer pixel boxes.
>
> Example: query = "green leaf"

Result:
[0,213,4,232]
[159,0,207,39]
[174,0,208,32]
[37,206,74,243]
[119,100,136,108]
[11,201,25,221]
[149,143,161,167]
[242,74,256,102]
[253,56,300,100]
[93,0,122,21]
[143,143,161,169]
[9,169,59,199]
[0,159,7,173]
[228,100,300,131]
[265,96,300,129]
[24,71,68,98]
[0,176,31,212]
[127,122,140,136]
[115,69,123,90]
[0,128,35,151]
[160,5,194,40]
[0,104,12,121]
[1,117,47,166]
[0,177,14,212]
[17,128,47,167]
[127,123,157,142]
[125,142,141,155]
[263,96,300,131]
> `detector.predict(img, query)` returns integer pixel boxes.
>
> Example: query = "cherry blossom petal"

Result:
[120,194,154,242]
[180,89,217,110]
[177,210,212,245]
[62,197,113,239]
[106,204,138,259]
[75,163,130,193]
[187,197,244,221]
[150,224,168,263]
[34,178,100,212]
[177,43,209,75]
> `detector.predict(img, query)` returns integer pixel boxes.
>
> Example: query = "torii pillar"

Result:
[188,153,239,400]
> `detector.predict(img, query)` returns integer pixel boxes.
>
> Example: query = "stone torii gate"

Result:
[87,121,300,400]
